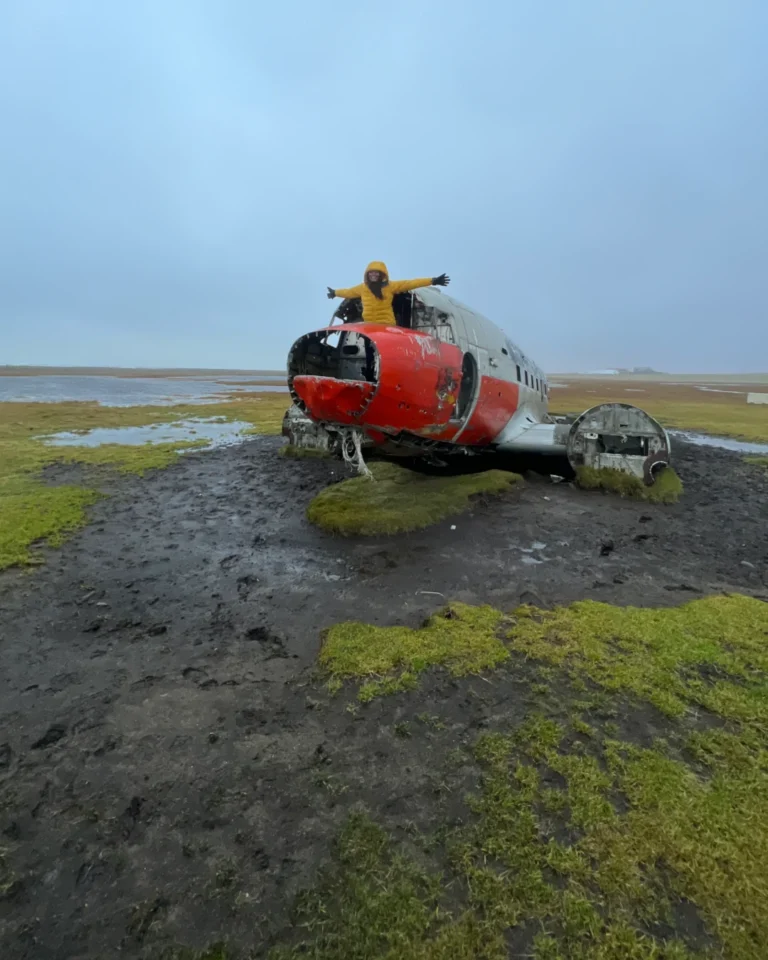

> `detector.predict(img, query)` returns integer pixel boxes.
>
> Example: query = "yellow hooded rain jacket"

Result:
[332,261,434,326]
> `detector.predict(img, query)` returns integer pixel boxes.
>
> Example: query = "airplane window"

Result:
[501,347,508,356]
[516,364,521,382]
[524,371,529,386]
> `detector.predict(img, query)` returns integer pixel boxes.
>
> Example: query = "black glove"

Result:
[327,287,336,299]
[432,274,450,287]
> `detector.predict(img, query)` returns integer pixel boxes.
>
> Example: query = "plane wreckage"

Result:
[283,286,671,482]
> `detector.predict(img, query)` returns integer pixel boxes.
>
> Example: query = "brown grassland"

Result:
[549,379,768,444]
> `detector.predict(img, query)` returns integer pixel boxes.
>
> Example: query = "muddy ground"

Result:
[1,438,767,959]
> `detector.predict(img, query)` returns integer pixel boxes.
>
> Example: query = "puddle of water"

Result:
[695,386,745,395]
[41,418,253,450]
[671,431,768,455]
[517,542,549,564]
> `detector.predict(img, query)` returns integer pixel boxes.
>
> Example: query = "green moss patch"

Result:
[745,456,768,470]
[575,465,683,503]
[0,485,104,570]
[307,461,521,536]
[508,594,768,720]
[279,444,331,459]
[282,593,768,959]
[321,603,509,701]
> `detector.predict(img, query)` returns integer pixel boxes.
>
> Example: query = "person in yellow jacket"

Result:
[327,261,450,326]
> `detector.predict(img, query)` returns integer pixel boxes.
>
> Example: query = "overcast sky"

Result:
[2,1,766,373]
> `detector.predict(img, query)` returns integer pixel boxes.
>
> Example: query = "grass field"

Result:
[0,393,288,569]
[549,379,768,444]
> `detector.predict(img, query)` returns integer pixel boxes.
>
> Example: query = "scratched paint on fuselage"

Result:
[345,324,464,433]
[458,377,521,445]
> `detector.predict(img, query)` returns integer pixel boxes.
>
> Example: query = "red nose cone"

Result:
[292,375,376,423]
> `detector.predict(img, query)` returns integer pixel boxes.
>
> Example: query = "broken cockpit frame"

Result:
[284,325,379,458]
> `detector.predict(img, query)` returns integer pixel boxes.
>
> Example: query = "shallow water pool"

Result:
[671,430,768,455]
[0,375,287,406]
[41,418,253,450]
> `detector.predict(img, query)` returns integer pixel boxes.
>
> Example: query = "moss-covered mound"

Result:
[575,465,683,503]
[307,461,521,536]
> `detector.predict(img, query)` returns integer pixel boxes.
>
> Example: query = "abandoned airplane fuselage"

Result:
[284,287,671,481]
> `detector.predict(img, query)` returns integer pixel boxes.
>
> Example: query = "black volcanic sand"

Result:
[0,438,766,959]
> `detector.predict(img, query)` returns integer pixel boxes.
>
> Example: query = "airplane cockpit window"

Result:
[411,297,455,343]
[516,364,521,382]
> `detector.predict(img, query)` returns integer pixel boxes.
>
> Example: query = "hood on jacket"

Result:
[364,261,389,282]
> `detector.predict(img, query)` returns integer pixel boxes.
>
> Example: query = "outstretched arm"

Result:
[327,284,364,299]
[389,273,450,294]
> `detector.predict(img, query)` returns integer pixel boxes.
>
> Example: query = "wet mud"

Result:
[1,437,766,958]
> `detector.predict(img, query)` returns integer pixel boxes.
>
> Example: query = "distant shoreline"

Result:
[1,365,766,385]
[0,366,287,379]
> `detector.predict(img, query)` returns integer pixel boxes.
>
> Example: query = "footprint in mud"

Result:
[121,795,145,840]
[47,672,81,693]
[31,724,67,750]
[357,550,398,578]
[181,666,218,688]
[126,895,169,944]
[237,574,259,598]
[244,625,291,659]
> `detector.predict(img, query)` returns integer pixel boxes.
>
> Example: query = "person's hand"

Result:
[327,287,336,299]
[432,274,450,286]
